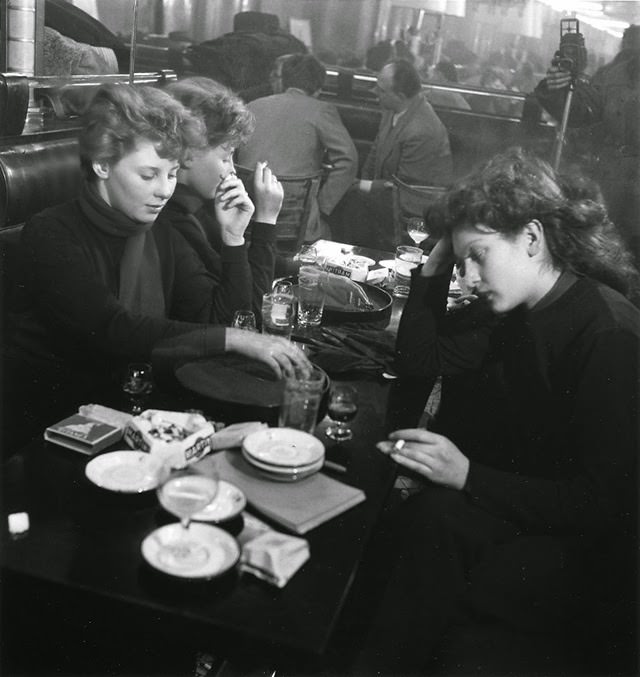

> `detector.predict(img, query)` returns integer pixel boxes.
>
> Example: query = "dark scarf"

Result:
[79,182,166,317]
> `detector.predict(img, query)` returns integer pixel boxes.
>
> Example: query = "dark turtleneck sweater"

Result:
[396,267,640,539]
[9,185,247,376]
[161,182,276,319]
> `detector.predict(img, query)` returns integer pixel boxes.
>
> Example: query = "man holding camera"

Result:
[535,24,640,264]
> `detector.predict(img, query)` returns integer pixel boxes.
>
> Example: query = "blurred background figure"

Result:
[535,24,640,264]
[187,11,307,100]
[237,54,357,242]
[365,39,414,72]
[424,61,471,110]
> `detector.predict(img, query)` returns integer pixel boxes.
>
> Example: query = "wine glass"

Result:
[326,385,359,442]
[156,464,219,570]
[231,309,258,332]
[122,362,153,415]
[406,217,428,246]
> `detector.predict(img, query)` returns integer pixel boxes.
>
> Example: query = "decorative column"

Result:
[5,0,44,132]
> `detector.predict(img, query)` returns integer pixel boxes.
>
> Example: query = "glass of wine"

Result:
[326,384,359,442]
[406,217,428,246]
[156,464,219,570]
[122,362,153,415]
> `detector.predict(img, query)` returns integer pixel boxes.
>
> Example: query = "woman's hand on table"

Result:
[215,173,255,246]
[225,329,312,379]
[253,161,283,224]
[377,428,469,490]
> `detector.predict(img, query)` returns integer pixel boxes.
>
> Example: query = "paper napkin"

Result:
[240,529,310,588]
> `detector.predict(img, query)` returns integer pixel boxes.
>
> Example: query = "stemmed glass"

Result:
[122,362,153,415]
[231,309,258,332]
[406,217,428,246]
[326,385,359,441]
[156,464,219,570]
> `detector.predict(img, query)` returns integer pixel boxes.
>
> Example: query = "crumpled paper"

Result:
[237,513,310,588]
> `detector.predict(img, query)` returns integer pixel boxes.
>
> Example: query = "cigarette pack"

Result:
[44,414,123,455]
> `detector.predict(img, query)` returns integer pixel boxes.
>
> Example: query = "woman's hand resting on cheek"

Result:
[377,428,470,490]
[225,329,312,380]
[215,173,255,246]
[253,161,283,224]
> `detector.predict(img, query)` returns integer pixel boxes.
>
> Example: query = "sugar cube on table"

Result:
[8,512,29,535]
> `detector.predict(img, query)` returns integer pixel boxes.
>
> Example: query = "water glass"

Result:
[393,245,423,298]
[262,291,295,339]
[231,309,258,332]
[297,265,327,328]
[297,244,318,265]
[278,367,325,434]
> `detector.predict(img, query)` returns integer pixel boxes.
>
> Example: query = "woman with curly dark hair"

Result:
[359,148,639,675]
[163,76,283,318]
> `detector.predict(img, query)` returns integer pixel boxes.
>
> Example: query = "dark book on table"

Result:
[44,414,123,455]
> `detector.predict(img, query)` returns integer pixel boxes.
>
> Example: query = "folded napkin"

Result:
[238,513,310,588]
[209,421,267,450]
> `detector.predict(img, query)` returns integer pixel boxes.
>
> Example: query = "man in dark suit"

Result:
[332,59,452,252]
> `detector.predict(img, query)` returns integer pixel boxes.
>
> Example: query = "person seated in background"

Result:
[331,58,452,252]
[365,39,414,73]
[356,148,639,675]
[424,60,471,111]
[163,77,282,319]
[2,84,309,452]
[236,54,358,243]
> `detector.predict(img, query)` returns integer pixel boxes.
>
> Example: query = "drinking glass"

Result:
[231,309,258,332]
[262,291,295,338]
[156,464,219,570]
[122,362,153,415]
[393,245,423,298]
[406,217,428,245]
[297,265,327,328]
[279,366,326,434]
[326,384,359,442]
[297,244,318,265]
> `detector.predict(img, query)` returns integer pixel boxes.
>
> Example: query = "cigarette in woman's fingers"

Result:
[392,439,405,452]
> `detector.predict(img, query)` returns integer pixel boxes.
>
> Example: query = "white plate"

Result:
[141,523,240,580]
[85,450,163,493]
[243,428,325,468]
[242,447,324,474]
[191,480,246,522]
[378,256,427,269]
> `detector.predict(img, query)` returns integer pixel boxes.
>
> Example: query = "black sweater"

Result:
[162,183,276,319]
[396,269,640,537]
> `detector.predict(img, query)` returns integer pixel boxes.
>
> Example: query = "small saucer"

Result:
[85,450,163,493]
[141,523,240,580]
[191,480,246,523]
[243,428,325,468]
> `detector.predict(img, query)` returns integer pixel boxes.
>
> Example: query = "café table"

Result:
[0,244,417,675]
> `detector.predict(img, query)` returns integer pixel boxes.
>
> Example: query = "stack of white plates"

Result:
[241,428,325,482]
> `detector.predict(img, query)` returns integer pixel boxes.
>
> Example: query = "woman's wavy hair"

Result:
[430,147,639,297]
[165,76,254,149]
[79,83,205,177]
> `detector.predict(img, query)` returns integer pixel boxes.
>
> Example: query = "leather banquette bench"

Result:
[0,135,82,315]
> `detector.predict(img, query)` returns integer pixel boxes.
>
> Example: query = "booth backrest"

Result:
[0,137,82,229]
[0,136,83,317]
